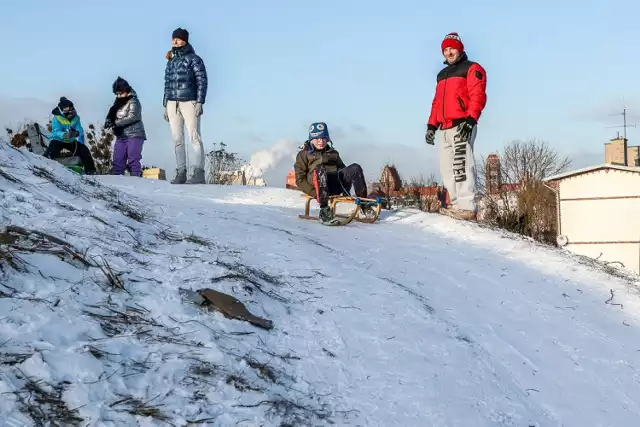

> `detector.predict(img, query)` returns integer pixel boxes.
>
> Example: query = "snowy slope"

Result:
[1,140,640,426]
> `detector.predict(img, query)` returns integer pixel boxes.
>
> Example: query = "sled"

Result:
[25,122,85,175]
[298,193,383,226]
[54,152,84,175]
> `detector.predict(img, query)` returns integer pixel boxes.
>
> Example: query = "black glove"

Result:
[425,125,437,145]
[69,128,80,138]
[455,117,477,142]
[104,118,115,129]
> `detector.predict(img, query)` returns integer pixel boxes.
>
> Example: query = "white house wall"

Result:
[558,169,640,199]
[560,197,640,274]
[556,168,640,276]
[566,243,640,275]
[560,198,640,242]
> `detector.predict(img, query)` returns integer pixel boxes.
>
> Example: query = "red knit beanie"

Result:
[441,32,464,52]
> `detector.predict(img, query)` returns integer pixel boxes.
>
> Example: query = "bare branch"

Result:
[477,138,573,245]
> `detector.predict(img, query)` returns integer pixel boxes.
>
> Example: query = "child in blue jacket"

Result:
[44,97,97,174]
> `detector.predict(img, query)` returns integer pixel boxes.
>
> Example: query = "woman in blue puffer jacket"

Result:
[163,27,208,184]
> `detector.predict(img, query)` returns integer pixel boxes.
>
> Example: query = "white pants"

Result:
[167,100,205,170]
[438,124,478,212]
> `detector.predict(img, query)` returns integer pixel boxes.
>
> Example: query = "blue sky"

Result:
[2,0,640,184]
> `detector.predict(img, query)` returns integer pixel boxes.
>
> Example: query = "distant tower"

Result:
[379,165,402,195]
[485,154,501,194]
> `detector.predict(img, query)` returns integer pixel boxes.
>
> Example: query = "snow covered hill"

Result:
[1,140,640,427]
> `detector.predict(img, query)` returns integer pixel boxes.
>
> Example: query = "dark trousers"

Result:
[314,163,368,207]
[44,140,96,173]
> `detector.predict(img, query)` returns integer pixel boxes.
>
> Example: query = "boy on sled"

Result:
[294,122,374,225]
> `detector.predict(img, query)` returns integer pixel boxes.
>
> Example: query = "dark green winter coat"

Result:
[294,141,346,198]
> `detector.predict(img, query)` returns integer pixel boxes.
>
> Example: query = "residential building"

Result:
[604,136,640,167]
[545,164,640,275]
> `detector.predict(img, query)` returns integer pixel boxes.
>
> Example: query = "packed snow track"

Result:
[1,142,639,426]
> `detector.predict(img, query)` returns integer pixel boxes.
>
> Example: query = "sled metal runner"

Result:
[298,194,382,226]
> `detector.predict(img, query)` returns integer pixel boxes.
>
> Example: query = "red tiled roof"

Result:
[500,183,520,192]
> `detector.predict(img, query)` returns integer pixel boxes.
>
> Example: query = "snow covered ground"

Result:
[1,140,640,426]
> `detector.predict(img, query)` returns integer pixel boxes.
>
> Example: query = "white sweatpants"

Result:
[438,124,478,212]
[167,100,205,170]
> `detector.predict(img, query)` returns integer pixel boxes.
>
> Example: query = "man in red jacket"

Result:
[425,32,487,221]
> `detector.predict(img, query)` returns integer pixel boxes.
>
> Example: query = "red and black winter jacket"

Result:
[427,52,487,130]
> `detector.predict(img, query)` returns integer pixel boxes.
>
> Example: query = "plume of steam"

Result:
[243,139,298,181]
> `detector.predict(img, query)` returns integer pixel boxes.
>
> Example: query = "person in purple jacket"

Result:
[105,77,147,176]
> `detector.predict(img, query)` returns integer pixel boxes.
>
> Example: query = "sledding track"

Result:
[101,176,640,427]
[1,144,640,426]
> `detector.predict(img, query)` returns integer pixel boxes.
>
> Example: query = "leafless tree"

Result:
[478,139,572,244]
[206,142,245,184]
[500,139,571,184]
[85,123,114,175]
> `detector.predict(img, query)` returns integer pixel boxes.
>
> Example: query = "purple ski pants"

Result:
[112,138,144,176]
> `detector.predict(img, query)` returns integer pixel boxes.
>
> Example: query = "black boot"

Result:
[319,206,332,222]
[318,206,340,225]
[186,168,206,184]
[171,168,187,184]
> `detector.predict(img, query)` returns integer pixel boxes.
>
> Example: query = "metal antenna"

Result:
[607,102,636,140]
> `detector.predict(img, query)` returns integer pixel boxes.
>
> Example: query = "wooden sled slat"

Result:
[298,194,382,225]
[297,195,358,225]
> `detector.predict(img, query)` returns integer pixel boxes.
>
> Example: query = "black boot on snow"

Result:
[171,169,187,184]
[186,168,206,184]
[318,206,340,226]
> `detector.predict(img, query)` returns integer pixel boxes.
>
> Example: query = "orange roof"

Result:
[286,170,298,189]
[500,183,520,192]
